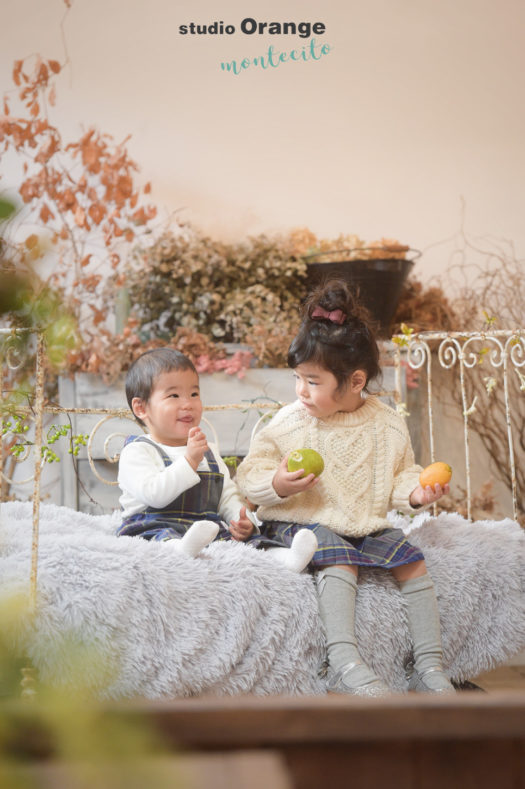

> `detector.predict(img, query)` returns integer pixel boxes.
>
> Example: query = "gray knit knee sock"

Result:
[400,572,453,692]
[316,566,383,690]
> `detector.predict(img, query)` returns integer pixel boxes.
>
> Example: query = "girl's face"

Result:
[293,362,366,419]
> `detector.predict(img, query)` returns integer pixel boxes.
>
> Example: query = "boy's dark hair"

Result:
[288,278,381,392]
[126,348,197,426]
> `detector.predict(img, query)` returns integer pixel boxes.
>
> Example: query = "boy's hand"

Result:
[272,455,319,498]
[409,482,450,508]
[230,506,255,541]
[185,427,208,471]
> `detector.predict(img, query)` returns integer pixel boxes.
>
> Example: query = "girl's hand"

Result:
[185,427,208,471]
[230,506,255,541]
[409,482,450,508]
[272,455,319,498]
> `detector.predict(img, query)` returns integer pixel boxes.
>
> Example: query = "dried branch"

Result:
[442,232,525,519]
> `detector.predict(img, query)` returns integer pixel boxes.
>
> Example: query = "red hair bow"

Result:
[311,307,346,325]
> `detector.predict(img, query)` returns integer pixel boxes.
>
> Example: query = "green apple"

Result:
[287,448,324,478]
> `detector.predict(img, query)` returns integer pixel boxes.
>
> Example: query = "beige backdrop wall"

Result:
[2,0,525,282]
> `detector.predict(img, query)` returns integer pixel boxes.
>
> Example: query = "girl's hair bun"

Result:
[304,278,377,334]
[288,277,381,390]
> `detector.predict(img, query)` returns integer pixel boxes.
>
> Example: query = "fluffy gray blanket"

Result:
[0,502,524,697]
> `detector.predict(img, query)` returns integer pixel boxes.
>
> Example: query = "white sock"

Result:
[267,529,318,573]
[167,520,219,558]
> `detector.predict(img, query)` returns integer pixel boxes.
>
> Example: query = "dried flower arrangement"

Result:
[288,227,412,263]
[0,46,309,380]
[57,222,460,378]
[68,321,254,384]
[0,41,462,381]
[391,277,459,334]
[0,54,157,338]
[123,226,308,369]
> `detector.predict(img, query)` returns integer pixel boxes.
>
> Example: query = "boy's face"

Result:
[132,368,203,446]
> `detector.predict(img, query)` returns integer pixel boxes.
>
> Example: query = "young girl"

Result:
[236,280,454,695]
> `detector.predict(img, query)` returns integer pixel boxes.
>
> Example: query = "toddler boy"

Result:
[117,348,317,570]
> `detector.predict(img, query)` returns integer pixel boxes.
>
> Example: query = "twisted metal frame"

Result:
[393,329,524,520]
[2,327,524,614]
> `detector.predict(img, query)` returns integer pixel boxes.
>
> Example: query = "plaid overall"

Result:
[117,436,232,542]
[117,436,287,549]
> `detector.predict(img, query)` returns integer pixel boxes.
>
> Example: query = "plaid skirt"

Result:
[262,520,425,569]
[118,515,286,549]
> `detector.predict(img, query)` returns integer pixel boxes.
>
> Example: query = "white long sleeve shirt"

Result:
[118,437,246,525]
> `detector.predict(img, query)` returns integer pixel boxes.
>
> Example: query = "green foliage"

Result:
[0,266,80,371]
[0,595,181,789]
[1,414,88,463]
[392,322,415,347]
[126,228,308,364]
[0,199,84,495]
[222,455,239,473]
[0,198,16,221]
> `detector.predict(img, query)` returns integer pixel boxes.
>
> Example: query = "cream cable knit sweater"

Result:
[236,396,423,538]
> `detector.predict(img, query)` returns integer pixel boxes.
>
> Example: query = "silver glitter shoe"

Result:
[327,661,390,697]
[407,665,455,694]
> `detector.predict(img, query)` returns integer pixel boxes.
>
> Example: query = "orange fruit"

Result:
[419,461,452,489]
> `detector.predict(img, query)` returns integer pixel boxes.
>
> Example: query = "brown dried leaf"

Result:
[81,140,101,172]
[13,60,23,87]
[131,207,147,225]
[88,202,105,225]
[88,303,105,324]
[82,274,102,292]
[24,234,39,249]
[34,119,49,134]
[35,135,59,164]
[37,62,48,84]
[116,174,132,203]
[60,188,76,209]
[81,254,91,267]
[48,59,61,74]
[20,179,37,203]
[39,203,54,223]
[74,205,86,227]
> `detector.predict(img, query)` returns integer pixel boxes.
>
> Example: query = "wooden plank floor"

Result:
[474,662,525,691]
[7,663,525,789]
[103,686,525,789]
